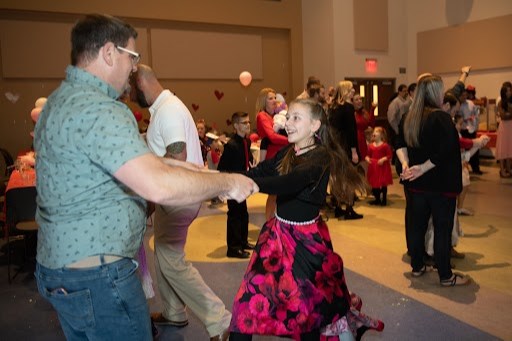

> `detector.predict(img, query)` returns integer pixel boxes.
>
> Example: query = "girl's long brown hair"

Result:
[278,99,367,202]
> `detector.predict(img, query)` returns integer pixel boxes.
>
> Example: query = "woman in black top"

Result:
[229,99,383,340]
[397,74,469,287]
[328,80,363,220]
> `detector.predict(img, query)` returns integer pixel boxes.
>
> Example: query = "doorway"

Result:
[345,77,395,129]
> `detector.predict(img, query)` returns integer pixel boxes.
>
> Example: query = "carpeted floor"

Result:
[0,160,510,340]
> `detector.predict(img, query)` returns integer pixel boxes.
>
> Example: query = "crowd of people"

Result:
[29,13,512,341]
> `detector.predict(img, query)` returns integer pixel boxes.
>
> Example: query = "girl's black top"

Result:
[249,145,329,222]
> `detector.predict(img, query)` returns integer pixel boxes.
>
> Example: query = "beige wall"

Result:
[4,0,512,158]
[302,0,409,90]
[301,0,512,99]
[301,0,336,93]
[0,0,303,157]
[407,0,512,100]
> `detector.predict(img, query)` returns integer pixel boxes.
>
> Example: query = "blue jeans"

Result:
[36,257,151,340]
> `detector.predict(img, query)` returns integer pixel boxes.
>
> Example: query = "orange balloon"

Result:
[31,107,42,122]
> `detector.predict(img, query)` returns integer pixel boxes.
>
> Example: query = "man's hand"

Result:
[474,135,490,148]
[461,66,471,74]
[222,173,259,203]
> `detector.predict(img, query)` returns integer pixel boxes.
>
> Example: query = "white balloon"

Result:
[239,71,252,87]
[35,97,47,108]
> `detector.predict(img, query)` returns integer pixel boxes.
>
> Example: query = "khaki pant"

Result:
[154,203,231,337]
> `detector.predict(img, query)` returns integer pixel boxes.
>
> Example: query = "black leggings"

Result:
[230,330,320,341]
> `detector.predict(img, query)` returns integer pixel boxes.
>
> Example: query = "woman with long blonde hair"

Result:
[398,74,469,287]
[328,80,363,220]
[255,88,289,220]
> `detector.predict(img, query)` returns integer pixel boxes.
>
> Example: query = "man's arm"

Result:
[114,153,258,205]
[165,141,187,161]
[447,66,471,98]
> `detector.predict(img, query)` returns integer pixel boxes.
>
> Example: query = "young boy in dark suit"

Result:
[217,112,255,258]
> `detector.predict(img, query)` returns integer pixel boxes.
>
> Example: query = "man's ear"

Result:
[102,42,116,67]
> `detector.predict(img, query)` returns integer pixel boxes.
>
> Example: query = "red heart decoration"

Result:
[192,104,199,111]
[214,90,224,100]
[282,91,287,97]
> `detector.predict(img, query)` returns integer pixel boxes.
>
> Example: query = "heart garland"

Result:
[5,92,20,104]
[192,104,199,112]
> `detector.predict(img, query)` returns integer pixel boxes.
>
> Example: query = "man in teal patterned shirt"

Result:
[34,14,258,340]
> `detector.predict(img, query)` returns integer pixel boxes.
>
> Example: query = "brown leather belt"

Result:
[65,255,123,269]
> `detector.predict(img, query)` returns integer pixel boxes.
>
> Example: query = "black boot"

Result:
[345,205,363,220]
[334,206,346,218]
[369,188,381,205]
[381,187,387,206]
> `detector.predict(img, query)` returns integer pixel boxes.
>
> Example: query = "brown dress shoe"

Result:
[150,312,188,327]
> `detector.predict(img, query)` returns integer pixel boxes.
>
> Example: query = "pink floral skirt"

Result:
[229,216,383,339]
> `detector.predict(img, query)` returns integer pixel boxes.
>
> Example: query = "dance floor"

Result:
[1,160,510,340]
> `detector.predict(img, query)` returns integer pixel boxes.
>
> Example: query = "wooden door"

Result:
[345,77,395,129]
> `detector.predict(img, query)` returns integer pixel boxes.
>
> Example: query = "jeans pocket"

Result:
[37,279,95,331]
[111,260,148,315]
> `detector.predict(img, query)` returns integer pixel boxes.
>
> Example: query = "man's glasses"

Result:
[116,45,141,64]
[238,121,251,125]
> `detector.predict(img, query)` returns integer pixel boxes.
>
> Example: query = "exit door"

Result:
[345,77,395,129]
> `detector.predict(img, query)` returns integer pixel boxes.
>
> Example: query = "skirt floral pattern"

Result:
[229,216,351,338]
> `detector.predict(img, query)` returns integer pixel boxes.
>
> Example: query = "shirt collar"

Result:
[65,65,120,99]
[149,89,172,116]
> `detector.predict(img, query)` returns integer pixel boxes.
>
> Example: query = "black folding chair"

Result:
[0,148,15,217]
[5,186,39,283]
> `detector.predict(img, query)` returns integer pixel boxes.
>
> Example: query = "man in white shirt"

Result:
[459,88,482,174]
[387,84,409,136]
[131,64,230,341]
